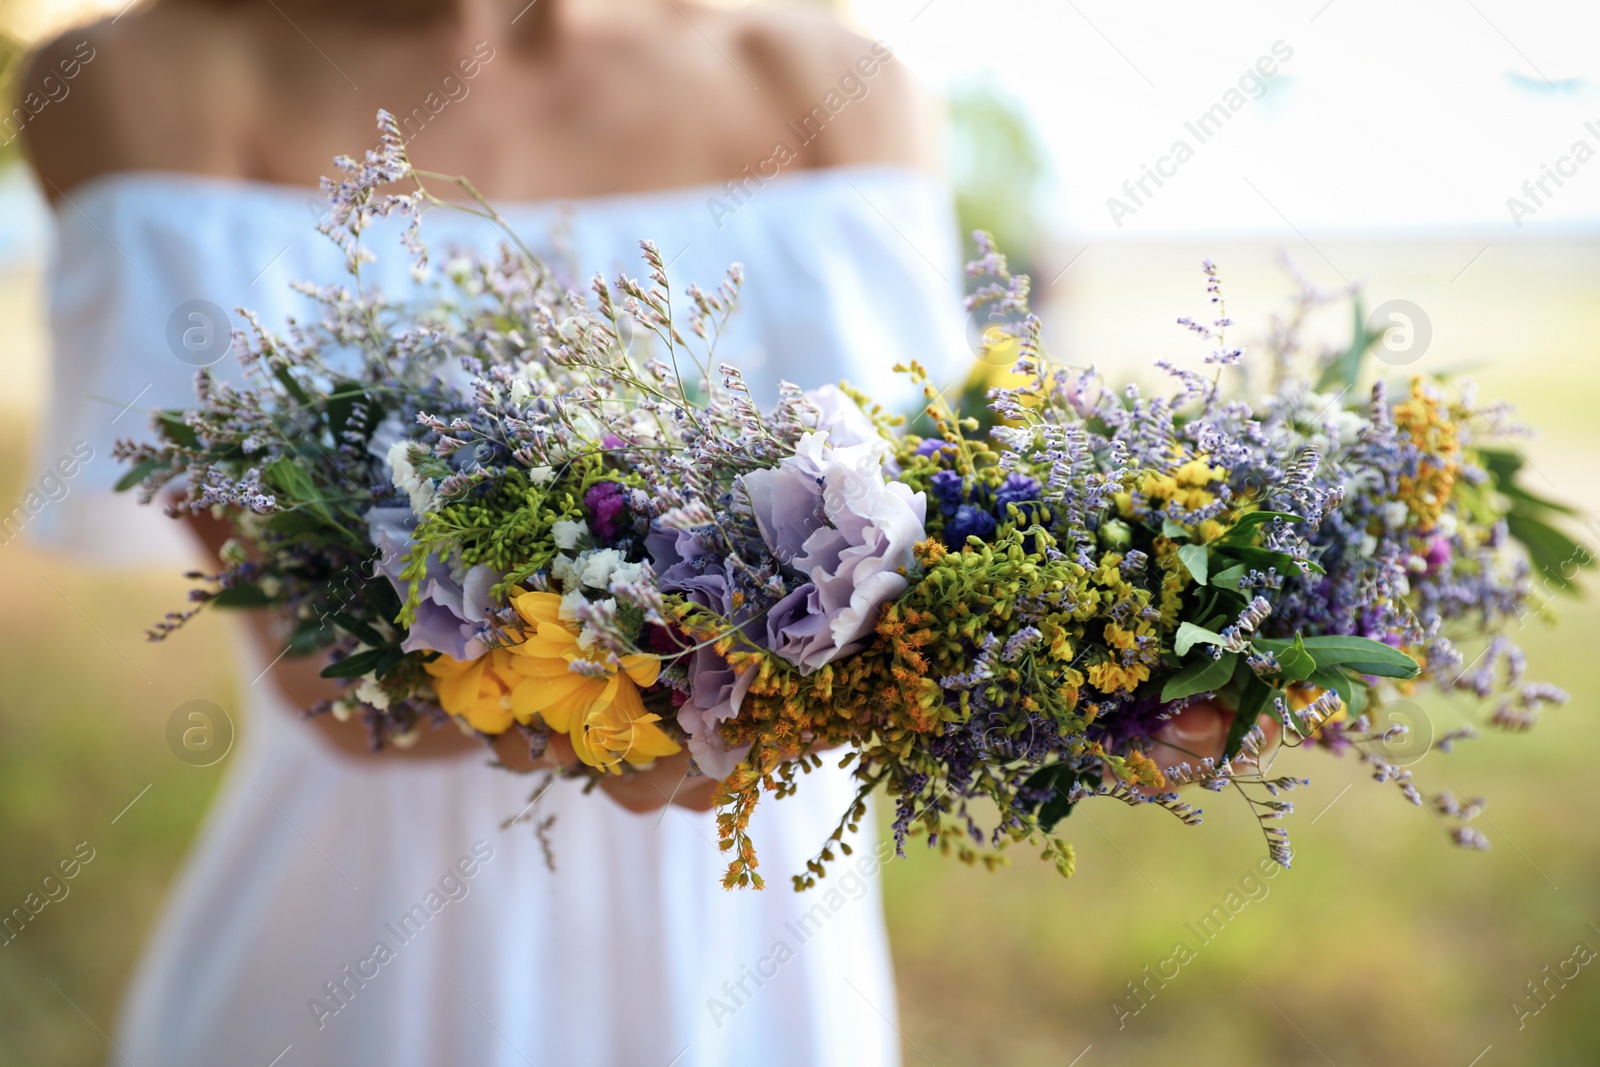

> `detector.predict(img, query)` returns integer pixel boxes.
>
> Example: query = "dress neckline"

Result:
[55,163,941,220]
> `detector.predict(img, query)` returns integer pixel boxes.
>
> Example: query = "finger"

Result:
[1144,702,1287,788]
[1141,700,1231,790]
[490,729,541,772]
[545,733,578,770]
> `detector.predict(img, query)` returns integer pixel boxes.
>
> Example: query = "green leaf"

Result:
[265,458,337,524]
[265,511,338,538]
[1308,666,1354,711]
[1162,652,1239,702]
[157,410,199,448]
[1315,296,1383,393]
[324,380,370,441]
[1342,669,1369,719]
[1210,563,1247,591]
[1257,634,1420,679]
[114,457,166,493]
[1161,519,1191,540]
[1273,634,1318,683]
[210,583,272,608]
[1306,665,1372,719]
[1505,482,1580,518]
[319,648,388,679]
[1218,510,1303,545]
[1174,621,1226,657]
[374,648,407,680]
[1477,446,1522,483]
[1177,543,1209,586]
[1027,764,1102,832]
[330,612,386,649]
[287,616,334,655]
[1216,544,1324,578]
[273,365,312,406]
[1225,671,1272,757]
[1506,512,1591,595]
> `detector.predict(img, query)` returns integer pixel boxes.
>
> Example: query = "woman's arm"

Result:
[187,509,717,808]
[183,509,491,761]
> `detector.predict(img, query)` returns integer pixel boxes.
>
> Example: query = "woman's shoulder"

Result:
[20,5,256,196]
[719,4,939,171]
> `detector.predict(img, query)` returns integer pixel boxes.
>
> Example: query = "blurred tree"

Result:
[915,75,1049,436]
[0,0,24,167]
[948,73,1047,278]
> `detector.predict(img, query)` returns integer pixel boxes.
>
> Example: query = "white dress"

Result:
[33,166,968,1067]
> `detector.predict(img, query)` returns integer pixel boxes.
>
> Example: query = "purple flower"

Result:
[646,524,760,776]
[584,481,630,543]
[366,506,499,661]
[803,384,884,451]
[930,470,966,516]
[994,473,1041,517]
[647,525,736,616]
[1424,535,1452,574]
[742,431,927,674]
[678,645,755,778]
[915,438,956,459]
[946,504,997,545]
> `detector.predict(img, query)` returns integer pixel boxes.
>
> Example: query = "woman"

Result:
[22,2,1243,1063]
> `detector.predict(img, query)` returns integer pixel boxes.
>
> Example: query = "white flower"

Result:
[509,377,532,405]
[551,519,588,551]
[1347,469,1384,493]
[1436,512,1458,538]
[557,315,591,343]
[551,552,578,585]
[1334,410,1367,446]
[559,587,589,621]
[386,441,439,515]
[608,559,644,588]
[354,674,390,710]
[1359,533,1379,557]
[1382,501,1411,530]
[579,548,626,589]
[527,465,555,486]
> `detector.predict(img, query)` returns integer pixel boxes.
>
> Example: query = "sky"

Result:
[848,0,1600,234]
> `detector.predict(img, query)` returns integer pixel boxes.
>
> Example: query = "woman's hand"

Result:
[1142,698,1284,788]
[491,732,718,814]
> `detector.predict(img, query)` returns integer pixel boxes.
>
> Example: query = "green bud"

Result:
[1099,519,1133,549]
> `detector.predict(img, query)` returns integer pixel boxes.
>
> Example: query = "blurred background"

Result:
[2,0,1597,1064]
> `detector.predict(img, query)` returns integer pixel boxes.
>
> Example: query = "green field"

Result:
[2,233,1598,1066]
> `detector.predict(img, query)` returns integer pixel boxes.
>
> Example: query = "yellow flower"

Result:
[425,591,681,773]
[1173,457,1224,488]
[1140,471,1179,499]
[424,648,520,735]
[1088,659,1151,694]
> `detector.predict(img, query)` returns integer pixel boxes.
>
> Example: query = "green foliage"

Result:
[400,465,593,623]
[1480,447,1593,595]
[1314,296,1387,393]
[1161,651,1238,702]
[1255,635,1420,680]
[948,76,1048,274]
